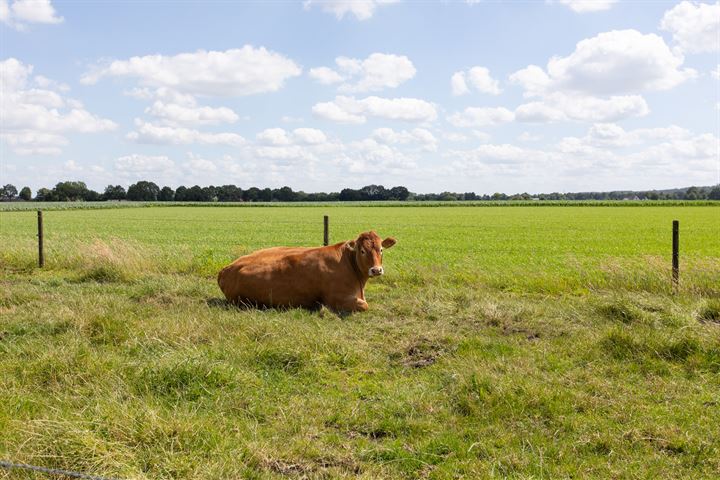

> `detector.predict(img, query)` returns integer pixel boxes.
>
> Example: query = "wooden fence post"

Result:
[37,210,44,268]
[672,220,679,292]
[323,215,329,246]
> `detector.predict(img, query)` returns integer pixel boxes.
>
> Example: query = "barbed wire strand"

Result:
[0,460,122,480]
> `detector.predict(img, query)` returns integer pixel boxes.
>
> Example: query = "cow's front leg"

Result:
[327,295,368,313]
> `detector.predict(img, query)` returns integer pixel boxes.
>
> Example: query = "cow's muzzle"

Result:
[369,266,384,277]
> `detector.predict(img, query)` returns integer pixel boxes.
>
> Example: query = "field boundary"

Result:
[2,200,719,211]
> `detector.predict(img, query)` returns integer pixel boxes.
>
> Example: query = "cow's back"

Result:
[218,246,332,307]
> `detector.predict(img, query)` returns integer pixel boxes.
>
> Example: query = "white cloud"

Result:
[507,29,692,124]
[1,0,63,29]
[1,131,67,155]
[81,46,302,97]
[338,138,417,174]
[447,144,551,172]
[303,0,399,20]
[309,53,416,92]
[555,0,617,13]
[115,154,175,174]
[248,127,332,164]
[254,145,317,163]
[184,153,217,173]
[660,1,720,54]
[628,133,719,172]
[372,127,438,151]
[443,131,469,142]
[0,1,8,23]
[447,107,514,127]
[63,159,81,171]
[0,58,116,155]
[33,74,69,91]
[127,120,245,146]
[309,66,345,85]
[518,132,543,142]
[312,101,366,124]
[515,92,649,123]
[472,130,492,142]
[451,72,469,96]
[293,128,327,144]
[146,100,239,126]
[713,65,720,80]
[559,123,693,150]
[256,128,292,145]
[313,95,437,123]
[511,30,696,96]
[451,66,501,95]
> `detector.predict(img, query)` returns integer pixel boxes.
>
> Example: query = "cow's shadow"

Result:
[205,297,353,318]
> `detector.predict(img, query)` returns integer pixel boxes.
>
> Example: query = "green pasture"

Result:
[0,205,718,479]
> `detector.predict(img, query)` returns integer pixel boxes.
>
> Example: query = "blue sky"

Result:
[1,0,718,194]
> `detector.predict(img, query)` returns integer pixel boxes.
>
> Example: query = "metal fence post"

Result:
[323,215,329,246]
[37,210,44,268]
[672,220,679,292]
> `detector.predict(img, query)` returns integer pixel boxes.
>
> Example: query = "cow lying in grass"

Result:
[218,231,396,312]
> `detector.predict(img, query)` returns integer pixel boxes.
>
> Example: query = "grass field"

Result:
[1,205,719,479]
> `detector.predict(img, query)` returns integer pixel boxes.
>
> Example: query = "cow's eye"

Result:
[361,249,366,254]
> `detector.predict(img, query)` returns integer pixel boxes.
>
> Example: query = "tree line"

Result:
[1,181,719,202]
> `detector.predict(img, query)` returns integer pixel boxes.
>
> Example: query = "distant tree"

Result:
[709,186,720,200]
[243,187,260,202]
[275,186,295,202]
[185,185,205,201]
[1,184,18,201]
[217,185,242,202]
[126,181,160,201]
[359,184,387,200]
[54,181,89,201]
[84,189,101,201]
[202,186,218,201]
[103,185,126,201]
[388,186,410,201]
[19,186,32,201]
[175,186,188,201]
[159,186,175,201]
[439,192,458,201]
[259,188,273,202]
[339,188,362,202]
[35,188,54,201]
[684,186,704,200]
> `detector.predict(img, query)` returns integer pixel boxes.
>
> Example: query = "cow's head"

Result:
[346,231,396,277]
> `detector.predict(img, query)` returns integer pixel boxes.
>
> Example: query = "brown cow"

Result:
[217,231,396,312]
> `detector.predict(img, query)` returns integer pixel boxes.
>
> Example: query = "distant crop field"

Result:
[1,205,719,479]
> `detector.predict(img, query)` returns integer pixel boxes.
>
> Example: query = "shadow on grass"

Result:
[204,297,362,320]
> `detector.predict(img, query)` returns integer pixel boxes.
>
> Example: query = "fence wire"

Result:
[0,460,122,480]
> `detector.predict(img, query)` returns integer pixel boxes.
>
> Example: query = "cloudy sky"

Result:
[1,0,718,194]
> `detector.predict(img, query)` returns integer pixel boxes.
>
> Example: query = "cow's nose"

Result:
[369,266,384,276]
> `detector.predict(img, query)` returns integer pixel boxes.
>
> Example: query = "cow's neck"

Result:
[346,249,367,295]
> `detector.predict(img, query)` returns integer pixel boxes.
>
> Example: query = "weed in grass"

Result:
[253,347,305,375]
[597,298,646,324]
[390,336,452,368]
[74,239,152,283]
[699,300,720,324]
[133,356,236,402]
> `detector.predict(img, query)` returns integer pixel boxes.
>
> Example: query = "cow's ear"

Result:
[346,240,356,251]
[381,237,396,249]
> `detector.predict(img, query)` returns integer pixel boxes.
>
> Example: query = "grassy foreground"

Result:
[1,206,719,479]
